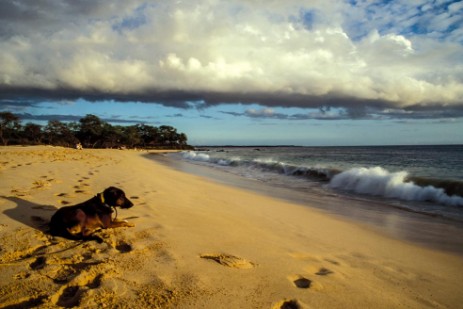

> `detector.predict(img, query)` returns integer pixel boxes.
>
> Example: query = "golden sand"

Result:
[1,146,462,308]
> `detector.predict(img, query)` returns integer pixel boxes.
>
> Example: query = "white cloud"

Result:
[0,0,462,115]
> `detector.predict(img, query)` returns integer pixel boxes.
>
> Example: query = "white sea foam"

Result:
[181,152,463,207]
[328,167,463,206]
[253,158,279,164]
[217,159,230,166]
[182,151,211,162]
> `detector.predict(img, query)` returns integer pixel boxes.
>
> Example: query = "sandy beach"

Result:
[1,146,462,308]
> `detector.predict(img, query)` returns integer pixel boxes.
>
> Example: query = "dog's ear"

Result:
[103,186,133,208]
[103,187,123,206]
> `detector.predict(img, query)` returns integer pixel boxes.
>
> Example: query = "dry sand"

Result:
[0,146,462,308]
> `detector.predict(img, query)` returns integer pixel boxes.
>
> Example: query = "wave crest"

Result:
[328,167,463,206]
[182,151,211,162]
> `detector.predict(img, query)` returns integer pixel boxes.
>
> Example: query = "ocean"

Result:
[171,145,463,221]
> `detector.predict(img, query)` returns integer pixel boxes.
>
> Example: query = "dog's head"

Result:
[102,186,134,209]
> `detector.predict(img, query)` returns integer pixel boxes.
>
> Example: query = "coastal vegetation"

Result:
[0,112,192,149]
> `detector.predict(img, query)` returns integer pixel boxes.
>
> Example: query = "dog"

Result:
[49,186,134,240]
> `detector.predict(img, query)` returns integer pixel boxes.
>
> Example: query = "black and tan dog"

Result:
[49,186,134,240]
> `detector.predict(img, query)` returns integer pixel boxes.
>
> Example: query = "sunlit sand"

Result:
[1,146,462,308]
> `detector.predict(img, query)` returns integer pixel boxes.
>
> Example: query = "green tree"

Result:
[122,125,142,148]
[159,125,177,146]
[157,125,188,147]
[22,123,43,144]
[0,112,21,145]
[177,133,188,146]
[136,124,160,147]
[78,114,105,148]
[0,110,191,149]
[101,124,124,148]
[44,120,78,147]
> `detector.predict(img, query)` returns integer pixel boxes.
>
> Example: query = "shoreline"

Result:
[149,152,463,256]
[1,146,463,308]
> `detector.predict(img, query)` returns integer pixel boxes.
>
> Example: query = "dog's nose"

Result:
[124,199,134,208]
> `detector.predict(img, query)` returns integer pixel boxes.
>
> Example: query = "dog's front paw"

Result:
[119,219,135,227]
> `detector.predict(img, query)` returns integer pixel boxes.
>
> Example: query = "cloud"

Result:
[14,112,143,124]
[0,0,462,119]
[166,113,184,118]
[0,100,43,111]
[222,105,463,121]
[222,107,351,121]
[342,1,463,40]
[14,113,84,123]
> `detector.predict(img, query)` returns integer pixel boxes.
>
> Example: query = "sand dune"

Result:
[1,146,462,308]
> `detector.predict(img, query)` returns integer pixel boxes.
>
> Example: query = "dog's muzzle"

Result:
[121,199,134,209]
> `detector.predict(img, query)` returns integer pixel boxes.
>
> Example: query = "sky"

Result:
[0,0,462,146]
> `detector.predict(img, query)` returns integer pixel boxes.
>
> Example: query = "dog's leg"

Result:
[66,224,82,236]
[64,209,86,238]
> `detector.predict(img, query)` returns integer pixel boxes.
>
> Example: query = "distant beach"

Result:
[1,146,463,308]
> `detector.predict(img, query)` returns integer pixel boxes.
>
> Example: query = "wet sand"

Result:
[151,153,463,255]
[1,146,463,308]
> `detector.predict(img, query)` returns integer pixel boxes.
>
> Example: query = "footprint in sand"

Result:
[86,274,103,289]
[315,267,333,276]
[115,241,133,253]
[324,258,340,265]
[129,196,145,205]
[4,295,48,308]
[290,275,312,289]
[51,259,105,307]
[74,185,90,192]
[288,274,323,291]
[30,256,47,270]
[52,267,79,284]
[13,272,31,280]
[32,180,52,189]
[273,299,306,309]
[199,253,256,269]
[51,259,104,285]
[54,285,82,307]
[11,188,29,197]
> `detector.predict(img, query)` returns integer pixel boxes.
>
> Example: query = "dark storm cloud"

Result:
[0,85,392,108]
[2,85,461,120]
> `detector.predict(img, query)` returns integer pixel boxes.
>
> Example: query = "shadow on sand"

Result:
[2,196,57,232]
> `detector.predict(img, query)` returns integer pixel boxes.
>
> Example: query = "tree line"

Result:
[0,112,192,149]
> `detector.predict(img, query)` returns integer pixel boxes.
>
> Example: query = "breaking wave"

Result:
[181,151,463,207]
[182,151,211,162]
[182,151,336,180]
[328,167,463,207]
